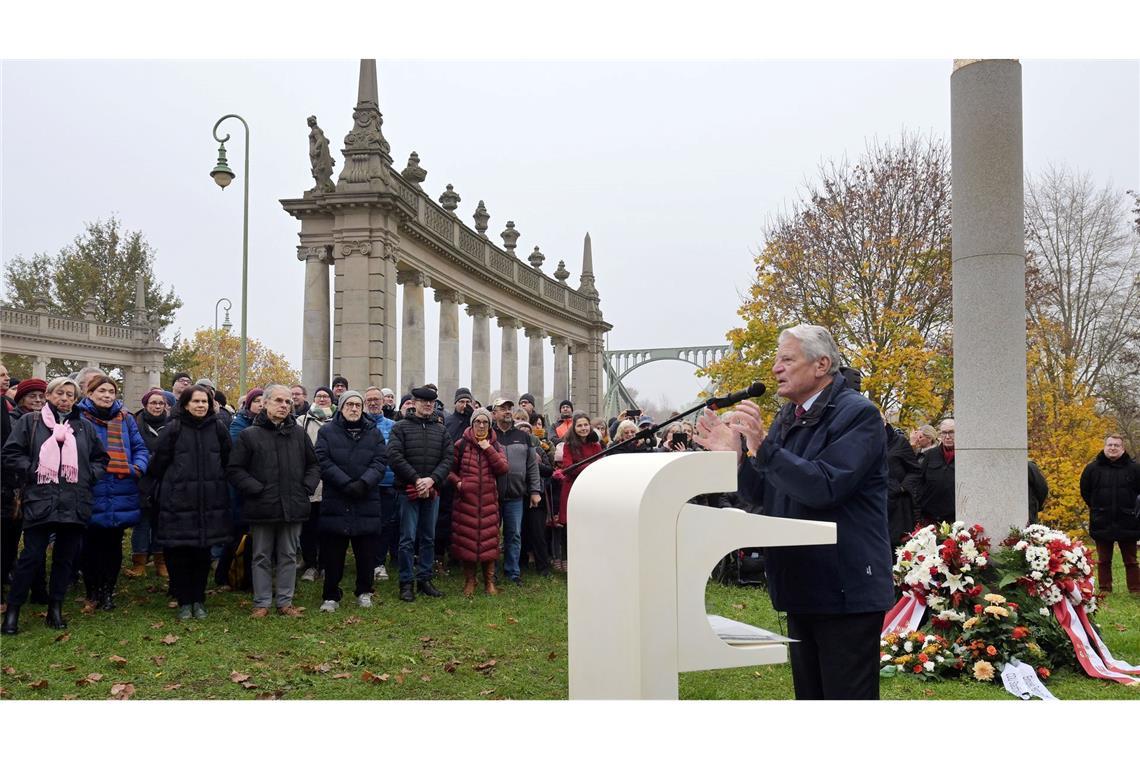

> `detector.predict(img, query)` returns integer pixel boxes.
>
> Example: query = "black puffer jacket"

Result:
[387,412,454,489]
[227,411,320,523]
[148,409,233,547]
[1080,451,1140,542]
[444,408,472,443]
[315,413,387,536]
[885,423,923,544]
[917,443,955,523]
[1,404,109,529]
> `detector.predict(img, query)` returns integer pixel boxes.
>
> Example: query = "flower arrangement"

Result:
[892,521,991,627]
[879,631,965,681]
[997,525,1097,613]
[957,593,1052,681]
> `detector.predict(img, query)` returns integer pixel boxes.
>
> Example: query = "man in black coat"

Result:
[696,324,893,700]
[227,384,320,617]
[884,418,923,546]
[387,385,454,602]
[1080,434,1140,594]
[917,418,956,524]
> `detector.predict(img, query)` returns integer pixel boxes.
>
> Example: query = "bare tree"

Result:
[1025,166,1140,399]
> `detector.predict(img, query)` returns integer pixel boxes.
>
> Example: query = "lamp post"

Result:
[214,297,232,384]
[210,114,250,398]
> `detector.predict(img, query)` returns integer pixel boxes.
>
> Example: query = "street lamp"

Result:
[210,114,250,398]
[214,297,232,384]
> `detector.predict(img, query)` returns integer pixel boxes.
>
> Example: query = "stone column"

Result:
[467,303,491,404]
[398,269,427,392]
[297,246,331,394]
[333,240,373,388]
[551,336,570,408]
[32,355,49,379]
[498,315,520,401]
[951,59,1027,534]
[524,326,546,412]
[435,288,462,404]
[571,342,592,417]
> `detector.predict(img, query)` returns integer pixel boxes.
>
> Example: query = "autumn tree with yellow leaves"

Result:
[163,328,298,399]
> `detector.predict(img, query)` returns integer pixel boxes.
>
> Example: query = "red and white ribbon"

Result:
[881,591,926,638]
[1053,598,1140,685]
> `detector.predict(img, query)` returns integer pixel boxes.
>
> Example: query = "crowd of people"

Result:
[0,361,718,635]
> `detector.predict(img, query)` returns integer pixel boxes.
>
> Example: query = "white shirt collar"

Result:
[800,388,825,412]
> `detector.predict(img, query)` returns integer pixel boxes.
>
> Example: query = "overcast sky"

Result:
[2,59,1137,407]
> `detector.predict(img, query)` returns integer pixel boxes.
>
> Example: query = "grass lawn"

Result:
[2,553,1137,700]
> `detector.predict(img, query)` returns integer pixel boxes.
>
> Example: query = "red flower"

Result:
[972,524,984,534]
[1011,627,1028,640]
[968,586,982,597]
[986,645,998,656]
[902,551,913,561]
[951,592,964,606]
[918,653,929,663]
[1007,602,1019,610]
[943,539,956,549]
[974,604,984,614]
[913,664,924,673]
[1037,667,1051,680]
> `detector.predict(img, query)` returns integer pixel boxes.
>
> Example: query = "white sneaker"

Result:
[357,593,373,608]
[319,599,338,612]
[374,565,389,581]
[301,567,318,582]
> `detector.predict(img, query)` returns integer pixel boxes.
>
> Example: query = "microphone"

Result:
[706,381,766,410]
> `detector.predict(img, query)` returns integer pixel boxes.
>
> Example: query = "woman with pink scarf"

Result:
[1,377,108,635]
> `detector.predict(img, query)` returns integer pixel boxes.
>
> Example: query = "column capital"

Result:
[296,244,330,263]
[550,335,569,348]
[433,287,463,304]
[523,325,546,339]
[396,269,428,288]
[465,303,492,319]
[337,240,372,258]
[496,314,522,330]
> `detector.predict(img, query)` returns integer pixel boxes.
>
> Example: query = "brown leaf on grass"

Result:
[361,670,390,683]
[62,693,78,700]
[506,617,518,625]
[331,673,352,680]
[474,659,497,671]
[486,623,499,629]
[109,682,135,700]
[240,682,257,690]
[118,639,128,646]
[163,683,182,691]
[343,616,362,625]
[255,690,285,700]
[160,634,179,645]
[76,673,104,686]
[731,603,746,610]
[108,655,128,667]
[229,671,251,684]
[419,636,433,643]
[923,688,935,698]
[479,688,496,696]
[63,665,77,672]
[394,674,405,685]
[54,632,71,642]
[151,656,166,667]
[2,666,15,675]
[400,667,413,675]
[421,675,431,682]
[1113,623,1128,632]
[150,622,164,629]
[443,660,460,673]
[0,687,8,698]
[300,662,332,674]
[547,652,558,661]
[246,653,265,661]
[28,679,49,689]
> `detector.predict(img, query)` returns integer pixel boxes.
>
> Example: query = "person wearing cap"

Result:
[13,378,48,417]
[517,393,544,429]
[512,410,554,577]
[170,372,192,400]
[398,393,415,418]
[127,388,172,579]
[314,390,387,610]
[387,386,454,602]
[364,387,398,581]
[552,400,575,442]
[637,415,659,448]
[448,406,509,596]
[330,376,349,405]
[491,398,542,586]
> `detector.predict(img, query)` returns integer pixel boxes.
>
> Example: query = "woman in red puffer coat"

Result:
[449,408,509,597]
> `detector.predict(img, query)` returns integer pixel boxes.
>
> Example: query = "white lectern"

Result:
[567,451,836,699]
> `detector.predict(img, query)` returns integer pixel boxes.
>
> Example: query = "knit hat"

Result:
[337,390,364,410]
[412,385,438,401]
[559,399,573,411]
[194,377,216,390]
[244,387,264,409]
[519,393,536,406]
[470,407,493,427]
[398,393,413,408]
[381,387,394,397]
[171,372,191,384]
[313,385,334,402]
[14,378,47,404]
[454,387,473,403]
[140,388,167,408]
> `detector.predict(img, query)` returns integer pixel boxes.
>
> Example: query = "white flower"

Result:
[961,540,978,561]
[904,641,913,653]
[923,661,935,672]
[897,664,905,672]
[881,654,891,662]
[935,656,945,664]
[975,555,987,567]
[1039,608,1049,616]
[944,573,966,594]
[1030,570,1043,580]
[960,564,972,572]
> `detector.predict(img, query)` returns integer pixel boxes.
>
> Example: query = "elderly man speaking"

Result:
[695,324,893,700]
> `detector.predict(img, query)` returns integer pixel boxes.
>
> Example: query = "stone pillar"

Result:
[498,315,520,401]
[951,59,1027,534]
[525,326,546,412]
[467,303,491,404]
[332,240,373,388]
[571,342,592,417]
[32,355,49,379]
[435,288,462,404]
[552,336,570,408]
[398,269,427,392]
[297,246,331,394]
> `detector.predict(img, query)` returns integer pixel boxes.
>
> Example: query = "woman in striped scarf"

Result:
[78,374,148,612]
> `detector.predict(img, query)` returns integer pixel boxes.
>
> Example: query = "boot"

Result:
[399,582,415,603]
[100,585,116,612]
[153,552,169,579]
[46,601,67,630]
[482,560,498,596]
[462,561,477,598]
[1,605,18,635]
[123,553,147,578]
[1125,562,1140,595]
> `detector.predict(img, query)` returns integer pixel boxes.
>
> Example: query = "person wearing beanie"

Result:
[229,387,264,441]
[490,398,542,586]
[439,387,475,567]
[387,385,454,602]
[314,389,387,611]
[552,400,575,442]
[170,372,192,399]
[398,393,414,417]
[364,388,398,581]
[127,388,172,579]
[297,385,336,581]
[330,376,349,404]
[517,393,548,442]
[380,388,397,420]
[14,378,48,416]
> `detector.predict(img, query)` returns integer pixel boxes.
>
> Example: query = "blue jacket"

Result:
[226,409,256,522]
[315,413,387,535]
[78,398,148,529]
[737,373,893,615]
[368,413,396,487]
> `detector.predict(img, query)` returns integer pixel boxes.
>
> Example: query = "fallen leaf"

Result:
[62,693,78,700]
[246,653,265,661]
[343,616,362,625]
[547,652,558,661]
[118,639,128,646]
[54,632,71,642]
[923,689,935,698]
[160,634,179,645]
[331,673,352,679]
[0,688,8,698]
[400,667,413,674]
[474,659,497,671]
[163,683,182,691]
[240,682,257,690]
[443,660,460,673]
[1113,623,1128,632]
[109,682,135,700]
[50,663,63,669]
[300,662,332,674]
[394,673,405,685]
[420,675,431,682]
[28,679,49,689]
[3,666,16,675]
[507,617,518,625]
[108,655,128,667]
[255,690,285,700]
[731,603,746,610]
[151,656,166,667]
[229,671,251,684]
[76,673,104,686]
[486,623,499,629]
[63,665,77,672]
[361,671,390,684]
[419,636,433,643]
[150,622,164,629]
[479,688,496,696]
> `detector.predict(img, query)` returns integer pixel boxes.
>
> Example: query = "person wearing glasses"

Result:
[917,418,956,524]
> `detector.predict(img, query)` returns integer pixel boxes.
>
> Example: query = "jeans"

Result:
[130,521,159,554]
[250,522,302,608]
[377,487,399,567]
[500,497,524,580]
[398,492,439,584]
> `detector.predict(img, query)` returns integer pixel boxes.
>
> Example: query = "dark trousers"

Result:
[1095,539,1140,592]
[165,546,212,605]
[320,533,377,601]
[82,525,126,598]
[2,514,22,590]
[520,502,551,574]
[377,487,399,567]
[299,501,322,569]
[435,484,455,561]
[785,610,884,700]
[8,523,84,605]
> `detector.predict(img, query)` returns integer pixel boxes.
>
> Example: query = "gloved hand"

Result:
[344,479,369,499]
[551,469,566,482]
